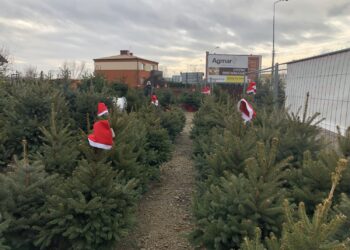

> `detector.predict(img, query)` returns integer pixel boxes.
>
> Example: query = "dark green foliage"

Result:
[191,139,292,249]
[160,107,186,141]
[337,126,350,157]
[0,147,57,250]
[241,159,350,250]
[334,193,350,241]
[70,89,111,132]
[180,91,202,109]
[191,98,230,140]
[196,125,256,182]
[0,81,70,169]
[136,107,173,167]
[279,160,349,250]
[35,160,137,250]
[0,76,178,249]
[111,82,128,97]
[108,112,154,192]
[288,150,350,214]
[146,127,172,167]
[0,215,10,250]
[254,95,325,167]
[35,104,80,177]
[278,106,325,166]
[157,89,176,108]
[126,88,147,112]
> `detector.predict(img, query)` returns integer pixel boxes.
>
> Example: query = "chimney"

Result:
[120,50,130,55]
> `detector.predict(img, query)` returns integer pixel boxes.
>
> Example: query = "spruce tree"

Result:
[241,159,350,250]
[0,81,70,169]
[35,158,137,250]
[191,139,292,249]
[0,214,10,250]
[337,126,350,157]
[35,103,79,177]
[0,140,58,250]
[334,193,350,241]
[108,112,152,192]
[279,159,349,250]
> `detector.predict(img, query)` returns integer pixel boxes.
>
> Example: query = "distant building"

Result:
[180,72,204,84]
[93,50,158,87]
[171,75,182,82]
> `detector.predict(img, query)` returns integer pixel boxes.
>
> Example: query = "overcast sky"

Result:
[1,0,349,76]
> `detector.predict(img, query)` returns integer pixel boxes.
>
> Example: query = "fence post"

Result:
[273,63,279,108]
[243,74,248,95]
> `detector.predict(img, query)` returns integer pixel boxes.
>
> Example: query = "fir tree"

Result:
[0,81,70,169]
[241,159,350,250]
[240,228,269,250]
[159,107,186,141]
[35,103,79,177]
[191,139,292,249]
[0,214,10,250]
[337,126,350,157]
[0,140,58,250]
[108,112,153,192]
[35,159,138,250]
[333,193,350,241]
[279,92,325,166]
[279,159,349,250]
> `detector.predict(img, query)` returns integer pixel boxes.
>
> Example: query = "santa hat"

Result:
[201,86,211,95]
[151,94,158,102]
[97,102,109,117]
[237,98,256,122]
[88,120,113,150]
[246,82,256,94]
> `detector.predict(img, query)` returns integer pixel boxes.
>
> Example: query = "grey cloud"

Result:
[0,0,348,73]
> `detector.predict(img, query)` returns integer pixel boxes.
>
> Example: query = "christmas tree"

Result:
[35,158,137,250]
[35,103,79,177]
[191,139,292,249]
[0,140,58,250]
[241,159,350,250]
[0,81,70,169]
[337,126,350,157]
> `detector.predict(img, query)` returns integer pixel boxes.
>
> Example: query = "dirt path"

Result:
[117,112,195,250]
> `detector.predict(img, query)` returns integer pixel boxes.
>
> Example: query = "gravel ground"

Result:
[116,112,195,250]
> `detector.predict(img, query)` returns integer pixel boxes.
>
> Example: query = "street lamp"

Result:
[272,0,288,76]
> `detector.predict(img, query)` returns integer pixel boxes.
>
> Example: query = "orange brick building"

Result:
[93,50,159,87]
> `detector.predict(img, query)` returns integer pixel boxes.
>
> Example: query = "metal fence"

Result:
[284,48,350,138]
[242,48,350,142]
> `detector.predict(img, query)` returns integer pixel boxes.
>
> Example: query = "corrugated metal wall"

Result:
[286,49,350,134]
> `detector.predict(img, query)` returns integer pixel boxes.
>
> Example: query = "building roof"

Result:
[94,54,158,64]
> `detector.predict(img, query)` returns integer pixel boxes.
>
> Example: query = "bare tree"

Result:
[0,46,10,75]
[24,65,38,79]
[58,61,88,80]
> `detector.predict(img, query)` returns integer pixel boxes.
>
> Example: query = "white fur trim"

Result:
[88,139,112,150]
[238,99,254,122]
[97,110,109,117]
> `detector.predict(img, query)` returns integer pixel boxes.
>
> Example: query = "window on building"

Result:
[140,63,145,70]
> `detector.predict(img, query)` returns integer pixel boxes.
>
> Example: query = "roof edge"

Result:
[286,47,350,65]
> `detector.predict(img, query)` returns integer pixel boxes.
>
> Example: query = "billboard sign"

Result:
[207,54,248,83]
